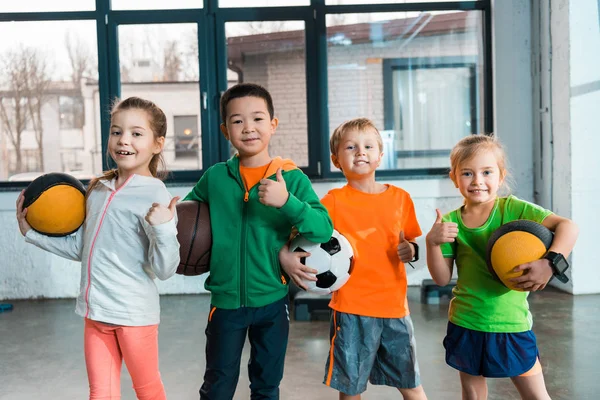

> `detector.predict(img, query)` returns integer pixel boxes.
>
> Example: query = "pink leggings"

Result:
[84,318,167,400]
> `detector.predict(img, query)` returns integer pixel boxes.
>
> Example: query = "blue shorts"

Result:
[443,322,539,378]
[323,311,421,395]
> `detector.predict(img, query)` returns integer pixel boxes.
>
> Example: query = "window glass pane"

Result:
[326,11,484,171]
[0,21,99,182]
[0,0,95,12]
[225,21,308,167]
[117,23,202,172]
[326,0,476,4]
[112,0,203,10]
[220,0,309,8]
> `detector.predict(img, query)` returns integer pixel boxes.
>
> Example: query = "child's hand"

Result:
[258,168,289,208]
[15,190,32,236]
[509,258,553,291]
[397,230,414,263]
[145,196,180,226]
[278,242,317,290]
[426,209,458,246]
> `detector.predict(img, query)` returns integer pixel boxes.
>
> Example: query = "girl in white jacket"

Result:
[16,97,180,400]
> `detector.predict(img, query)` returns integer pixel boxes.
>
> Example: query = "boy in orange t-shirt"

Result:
[280,118,428,399]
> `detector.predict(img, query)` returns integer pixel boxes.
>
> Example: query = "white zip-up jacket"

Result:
[25,174,180,326]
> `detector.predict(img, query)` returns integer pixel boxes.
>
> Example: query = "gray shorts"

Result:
[323,311,421,396]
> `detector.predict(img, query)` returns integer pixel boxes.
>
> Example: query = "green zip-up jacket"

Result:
[184,155,333,309]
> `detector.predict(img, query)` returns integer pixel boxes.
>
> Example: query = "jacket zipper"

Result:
[237,160,276,308]
[240,200,247,307]
[84,175,133,318]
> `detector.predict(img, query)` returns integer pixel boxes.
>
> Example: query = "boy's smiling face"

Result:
[220,96,278,166]
[332,128,383,179]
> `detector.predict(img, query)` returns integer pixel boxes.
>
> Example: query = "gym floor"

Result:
[1,287,598,400]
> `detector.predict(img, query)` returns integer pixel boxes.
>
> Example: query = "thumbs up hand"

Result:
[425,208,458,246]
[258,168,290,208]
[145,196,180,226]
[397,230,415,263]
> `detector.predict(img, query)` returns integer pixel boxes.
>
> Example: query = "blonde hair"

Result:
[87,97,168,197]
[330,118,383,156]
[449,134,512,193]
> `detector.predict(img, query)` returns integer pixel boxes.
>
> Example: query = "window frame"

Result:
[379,56,479,174]
[0,0,491,189]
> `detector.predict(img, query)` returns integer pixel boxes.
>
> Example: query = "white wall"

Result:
[566,0,600,294]
[492,0,535,201]
[0,2,541,300]
[530,0,600,295]
[0,181,461,300]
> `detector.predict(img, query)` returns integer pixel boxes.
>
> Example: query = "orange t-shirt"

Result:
[239,163,271,193]
[321,184,422,318]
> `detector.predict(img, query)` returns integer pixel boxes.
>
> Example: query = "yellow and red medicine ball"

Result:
[486,220,554,291]
[23,172,86,237]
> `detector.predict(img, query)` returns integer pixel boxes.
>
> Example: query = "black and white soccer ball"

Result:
[289,230,353,295]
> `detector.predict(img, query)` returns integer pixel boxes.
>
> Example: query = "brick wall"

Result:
[239,32,478,169]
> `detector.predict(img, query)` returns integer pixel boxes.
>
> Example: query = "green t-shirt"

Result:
[441,195,553,333]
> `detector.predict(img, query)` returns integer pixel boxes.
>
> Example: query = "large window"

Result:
[0,20,99,182]
[117,23,203,172]
[383,58,479,169]
[225,20,309,166]
[111,0,203,10]
[0,1,95,12]
[326,10,485,173]
[0,0,491,185]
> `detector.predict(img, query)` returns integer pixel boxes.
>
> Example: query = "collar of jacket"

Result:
[225,155,299,181]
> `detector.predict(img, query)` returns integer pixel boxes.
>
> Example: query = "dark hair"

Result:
[87,97,168,197]
[220,83,274,124]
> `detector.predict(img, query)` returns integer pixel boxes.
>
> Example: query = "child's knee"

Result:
[398,385,427,400]
[132,378,166,400]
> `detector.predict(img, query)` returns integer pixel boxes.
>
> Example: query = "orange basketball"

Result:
[486,220,553,291]
[23,173,86,236]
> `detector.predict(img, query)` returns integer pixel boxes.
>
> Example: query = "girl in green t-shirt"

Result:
[425,135,578,399]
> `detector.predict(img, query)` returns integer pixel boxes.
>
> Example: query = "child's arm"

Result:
[143,196,181,281]
[278,242,317,290]
[183,169,208,203]
[425,209,457,286]
[270,170,333,243]
[510,214,579,291]
[17,190,84,261]
[542,214,579,257]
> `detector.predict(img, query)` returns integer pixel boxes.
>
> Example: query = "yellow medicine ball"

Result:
[486,220,553,291]
[23,172,86,236]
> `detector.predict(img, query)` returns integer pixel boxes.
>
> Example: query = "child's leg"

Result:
[369,316,427,400]
[339,393,361,400]
[510,359,551,400]
[117,324,166,400]
[84,319,123,400]
[324,312,380,398]
[200,305,249,400]
[459,372,487,400]
[247,296,290,400]
[398,386,427,400]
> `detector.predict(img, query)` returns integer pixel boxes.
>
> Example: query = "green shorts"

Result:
[323,311,421,396]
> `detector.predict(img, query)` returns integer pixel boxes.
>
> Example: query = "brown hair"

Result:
[86,97,168,197]
[329,117,383,157]
[449,134,511,192]
[220,83,274,124]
